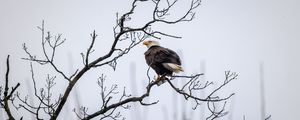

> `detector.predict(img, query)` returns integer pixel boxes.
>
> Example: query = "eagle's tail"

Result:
[162,63,183,73]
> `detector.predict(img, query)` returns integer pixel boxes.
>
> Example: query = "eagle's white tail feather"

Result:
[162,63,183,73]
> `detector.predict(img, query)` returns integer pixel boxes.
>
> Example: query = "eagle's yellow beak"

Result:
[143,41,149,46]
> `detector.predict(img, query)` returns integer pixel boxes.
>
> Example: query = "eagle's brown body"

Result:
[144,45,182,76]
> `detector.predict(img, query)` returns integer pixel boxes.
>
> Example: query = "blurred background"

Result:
[0,0,299,119]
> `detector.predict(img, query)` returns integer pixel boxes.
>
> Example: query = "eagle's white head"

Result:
[143,40,160,48]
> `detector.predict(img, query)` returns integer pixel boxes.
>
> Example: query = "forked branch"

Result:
[0,55,20,120]
[166,71,237,120]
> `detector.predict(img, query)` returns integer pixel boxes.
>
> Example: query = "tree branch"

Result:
[82,79,160,120]
[2,55,20,120]
[166,71,237,120]
[23,21,70,81]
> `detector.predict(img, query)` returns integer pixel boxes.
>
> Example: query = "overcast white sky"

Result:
[0,0,300,120]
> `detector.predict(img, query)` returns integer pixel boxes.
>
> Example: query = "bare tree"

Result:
[1,0,237,120]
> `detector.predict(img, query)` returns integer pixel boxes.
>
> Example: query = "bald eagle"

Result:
[143,40,183,84]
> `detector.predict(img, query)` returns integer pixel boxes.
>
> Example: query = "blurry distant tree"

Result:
[0,0,237,120]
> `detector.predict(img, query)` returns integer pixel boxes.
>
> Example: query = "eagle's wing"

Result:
[145,46,183,75]
[154,47,181,65]
[154,47,182,72]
